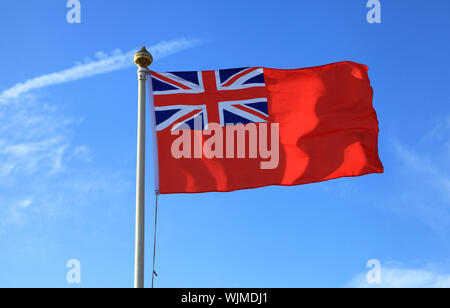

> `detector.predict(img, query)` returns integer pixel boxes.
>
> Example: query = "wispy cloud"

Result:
[394,142,450,201]
[2,198,33,227]
[421,115,450,144]
[0,38,201,101]
[382,116,450,231]
[349,264,450,288]
[0,95,81,181]
[0,89,91,230]
[0,38,201,230]
[0,94,130,229]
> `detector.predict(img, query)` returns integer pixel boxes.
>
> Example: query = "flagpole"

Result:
[133,47,153,289]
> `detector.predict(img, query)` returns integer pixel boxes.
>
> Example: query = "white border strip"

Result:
[147,72,160,192]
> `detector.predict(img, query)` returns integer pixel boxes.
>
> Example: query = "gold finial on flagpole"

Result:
[134,46,153,68]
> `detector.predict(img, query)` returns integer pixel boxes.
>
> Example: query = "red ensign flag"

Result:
[149,61,383,194]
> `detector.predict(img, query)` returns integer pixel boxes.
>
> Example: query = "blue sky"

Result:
[0,0,449,288]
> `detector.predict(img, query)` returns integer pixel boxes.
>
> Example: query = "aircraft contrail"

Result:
[0,38,201,102]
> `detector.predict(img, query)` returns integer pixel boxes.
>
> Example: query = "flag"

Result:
[149,61,383,194]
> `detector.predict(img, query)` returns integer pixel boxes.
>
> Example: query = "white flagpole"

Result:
[133,47,153,288]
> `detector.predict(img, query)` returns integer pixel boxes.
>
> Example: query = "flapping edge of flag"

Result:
[157,169,384,195]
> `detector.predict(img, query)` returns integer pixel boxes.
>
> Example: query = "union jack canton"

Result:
[150,68,270,131]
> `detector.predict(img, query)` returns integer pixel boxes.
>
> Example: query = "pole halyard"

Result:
[134,47,153,288]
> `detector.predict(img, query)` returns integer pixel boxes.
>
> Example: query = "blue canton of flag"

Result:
[150,68,269,131]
